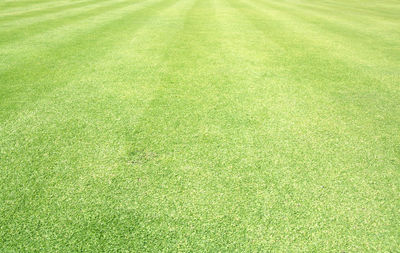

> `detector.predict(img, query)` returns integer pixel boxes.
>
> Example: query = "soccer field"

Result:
[0,0,399,251]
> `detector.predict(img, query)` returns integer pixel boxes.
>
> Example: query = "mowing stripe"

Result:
[0,0,196,250]
[0,0,98,17]
[0,0,399,251]
[0,0,141,45]
[250,0,400,61]
[0,0,164,72]
[0,0,180,119]
[231,0,400,91]
[0,0,109,24]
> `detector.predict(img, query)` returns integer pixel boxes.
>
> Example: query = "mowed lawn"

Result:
[1,0,399,251]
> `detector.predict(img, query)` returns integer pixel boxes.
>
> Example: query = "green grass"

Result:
[1,0,399,251]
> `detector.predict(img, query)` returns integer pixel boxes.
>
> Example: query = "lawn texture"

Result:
[0,0,399,251]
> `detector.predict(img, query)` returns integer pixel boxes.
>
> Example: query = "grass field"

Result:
[1,0,399,251]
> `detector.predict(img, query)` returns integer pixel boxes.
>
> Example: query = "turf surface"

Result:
[1,0,399,251]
